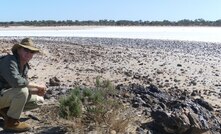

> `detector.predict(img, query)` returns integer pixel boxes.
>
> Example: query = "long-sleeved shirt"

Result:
[0,54,29,90]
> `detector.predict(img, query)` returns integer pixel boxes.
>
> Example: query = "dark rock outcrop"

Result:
[117,83,221,134]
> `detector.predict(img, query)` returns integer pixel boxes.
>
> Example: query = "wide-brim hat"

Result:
[11,38,40,53]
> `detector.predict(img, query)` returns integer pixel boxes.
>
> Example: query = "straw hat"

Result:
[11,38,40,53]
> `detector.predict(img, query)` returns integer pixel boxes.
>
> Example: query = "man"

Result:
[0,38,46,132]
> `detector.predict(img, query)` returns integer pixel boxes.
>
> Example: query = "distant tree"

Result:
[177,19,193,26]
[1,19,221,26]
[212,19,221,26]
[194,18,206,26]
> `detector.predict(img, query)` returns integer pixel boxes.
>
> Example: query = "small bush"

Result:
[59,89,82,118]
[59,77,132,133]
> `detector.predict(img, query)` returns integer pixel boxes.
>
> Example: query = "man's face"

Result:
[18,47,35,63]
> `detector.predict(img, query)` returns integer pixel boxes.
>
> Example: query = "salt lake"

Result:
[1,26,221,43]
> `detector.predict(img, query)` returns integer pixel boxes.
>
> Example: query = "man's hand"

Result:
[28,83,47,96]
[36,85,46,96]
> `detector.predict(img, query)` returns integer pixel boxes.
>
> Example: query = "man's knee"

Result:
[18,87,29,99]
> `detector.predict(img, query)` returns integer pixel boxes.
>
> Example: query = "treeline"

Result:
[1,19,221,26]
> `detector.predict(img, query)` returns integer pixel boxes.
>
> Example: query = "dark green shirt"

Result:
[0,54,29,90]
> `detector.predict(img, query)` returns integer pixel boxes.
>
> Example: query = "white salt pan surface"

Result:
[0,26,221,43]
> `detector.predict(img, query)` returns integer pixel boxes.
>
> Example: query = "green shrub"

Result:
[59,89,82,118]
[59,78,132,133]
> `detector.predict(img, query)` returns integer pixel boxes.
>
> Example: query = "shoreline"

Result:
[0,25,103,30]
[1,35,221,44]
[1,25,221,29]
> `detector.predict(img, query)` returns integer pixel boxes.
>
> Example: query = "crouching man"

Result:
[0,38,46,132]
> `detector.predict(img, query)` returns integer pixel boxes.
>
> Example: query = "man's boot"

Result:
[0,107,9,120]
[4,116,31,132]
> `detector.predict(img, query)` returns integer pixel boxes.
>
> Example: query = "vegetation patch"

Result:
[58,77,133,133]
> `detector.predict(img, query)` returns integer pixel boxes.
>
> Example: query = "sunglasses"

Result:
[23,48,36,54]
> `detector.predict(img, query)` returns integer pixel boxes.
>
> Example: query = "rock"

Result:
[49,77,61,86]
[118,83,220,134]
[194,98,214,111]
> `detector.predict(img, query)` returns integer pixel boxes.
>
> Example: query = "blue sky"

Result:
[0,0,220,22]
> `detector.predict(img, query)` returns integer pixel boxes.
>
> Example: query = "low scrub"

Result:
[59,77,133,133]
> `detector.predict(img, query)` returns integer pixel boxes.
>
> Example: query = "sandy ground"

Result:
[0,36,221,133]
[1,37,220,107]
